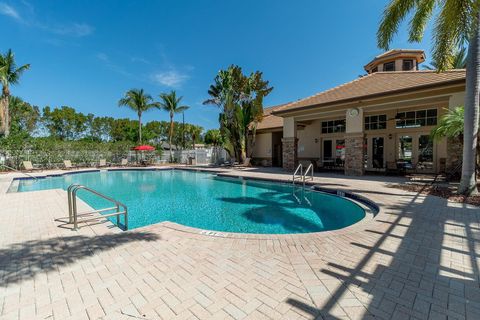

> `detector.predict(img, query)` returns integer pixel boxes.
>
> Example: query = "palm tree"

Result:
[431,107,465,140]
[158,90,189,162]
[377,1,479,195]
[424,47,467,70]
[188,125,203,149]
[0,49,30,137]
[431,106,480,175]
[118,89,156,144]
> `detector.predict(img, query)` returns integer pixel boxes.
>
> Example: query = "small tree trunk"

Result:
[459,12,480,195]
[138,113,142,144]
[0,96,6,136]
[169,114,174,162]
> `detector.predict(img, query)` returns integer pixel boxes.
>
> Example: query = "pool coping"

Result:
[6,166,382,239]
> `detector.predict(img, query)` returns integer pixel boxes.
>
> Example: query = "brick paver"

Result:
[0,167,479,319]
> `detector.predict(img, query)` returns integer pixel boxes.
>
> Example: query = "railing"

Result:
[67,184,128,231]
[0,164,39,180]
[303,163,314,186]
[292,163,303,184]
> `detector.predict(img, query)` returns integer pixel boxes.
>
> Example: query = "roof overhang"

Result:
[272,79,465,117]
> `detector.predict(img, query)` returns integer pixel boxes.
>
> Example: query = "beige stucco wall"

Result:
[283,117,296,138]
[346,108,364,133]
[297,120,321,158]
[252,132,272,158]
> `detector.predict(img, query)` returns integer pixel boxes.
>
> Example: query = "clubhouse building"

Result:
[251,49,466,175]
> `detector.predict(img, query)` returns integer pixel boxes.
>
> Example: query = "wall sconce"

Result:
[314,138,319,143]
[388,134,393,140]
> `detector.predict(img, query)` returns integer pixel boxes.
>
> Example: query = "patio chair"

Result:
[63,160,78,170]
[120,158,128,166]
[22,161,40,172]
[234,157,251,168]
[385,161,399,175]
[98,159,108,168]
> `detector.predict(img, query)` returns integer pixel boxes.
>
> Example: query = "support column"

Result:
[344,133,365,175]
[282,117,297,171]
[344,108,365,176]
[282,137,298,171]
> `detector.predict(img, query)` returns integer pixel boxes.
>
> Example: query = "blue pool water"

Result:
[14,170,365,234]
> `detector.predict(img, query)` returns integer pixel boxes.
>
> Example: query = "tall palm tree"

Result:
[118,89,156,144]
[0,49,30,137]
[158,90,189,161]
[424,47,467,70]
[377,1,479,195]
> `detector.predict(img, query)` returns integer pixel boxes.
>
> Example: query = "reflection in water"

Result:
[16,170,365,234]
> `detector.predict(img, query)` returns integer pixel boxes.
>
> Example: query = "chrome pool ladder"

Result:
[67,184,128,231]
[292,163,314,186]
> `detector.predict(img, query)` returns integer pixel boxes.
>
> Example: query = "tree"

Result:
[377,1,479,195]
[42,106,88,140]
[8,96,40,136]
[204,129,223,147]
[118,89,157,144]
[158,90,189,161]
[109,118,139,142]
[424,47,467,70]
[431,106,480,174]
[204,65,272,162]
[185,125,203,149]
[0,49,30,137]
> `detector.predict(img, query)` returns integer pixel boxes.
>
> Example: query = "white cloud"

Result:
[96,52,109,62]
[151,70,189,88]
[0,2,21,20]
[50,22,94,37]
[0,2,93,37]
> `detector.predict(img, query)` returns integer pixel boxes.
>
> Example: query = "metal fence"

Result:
[0,147,230,170]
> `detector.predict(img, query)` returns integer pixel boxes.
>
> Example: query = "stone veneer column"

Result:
[344,107,365,176]
[344,133,365,176]
[446,137,463,171]
[282,137,298,171]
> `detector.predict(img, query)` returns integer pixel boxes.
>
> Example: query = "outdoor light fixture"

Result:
[388,134,393,139]
[315,138,319,143]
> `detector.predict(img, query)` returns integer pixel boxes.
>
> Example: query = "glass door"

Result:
[372,137,384,169]
[322,140,333,167]
[417,135,434,172]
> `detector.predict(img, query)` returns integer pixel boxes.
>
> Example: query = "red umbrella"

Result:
[132,145,155,151]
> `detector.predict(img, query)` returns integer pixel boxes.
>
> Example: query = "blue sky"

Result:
[1,0,433,130]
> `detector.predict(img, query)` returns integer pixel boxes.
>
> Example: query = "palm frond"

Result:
[409,0,436,42]
[431,106,464,140]
[377,0,417,49]
[432,0,472,71]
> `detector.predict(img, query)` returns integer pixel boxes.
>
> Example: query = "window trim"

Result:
[383,61,395,71]
[364,114,387,131]
[321,119,346,134]
[395,108,437,129]
[402,59,414,71]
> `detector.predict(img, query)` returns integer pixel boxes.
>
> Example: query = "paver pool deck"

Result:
[0,166,479,320]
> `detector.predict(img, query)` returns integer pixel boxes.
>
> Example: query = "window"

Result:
[321,119,346,134]
[402,59,414,71]
[395,108,437,128]
[383,61,395,71]
[365,114,387,130]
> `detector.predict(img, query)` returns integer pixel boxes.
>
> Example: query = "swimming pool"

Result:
[13,169,366,234]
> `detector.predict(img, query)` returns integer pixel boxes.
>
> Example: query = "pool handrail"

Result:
[292,163,303,184]
[67,183,128,231]
[1,164,39,180]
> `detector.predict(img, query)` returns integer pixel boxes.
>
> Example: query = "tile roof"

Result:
[273,70,466,114]
[256,104,286,130]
